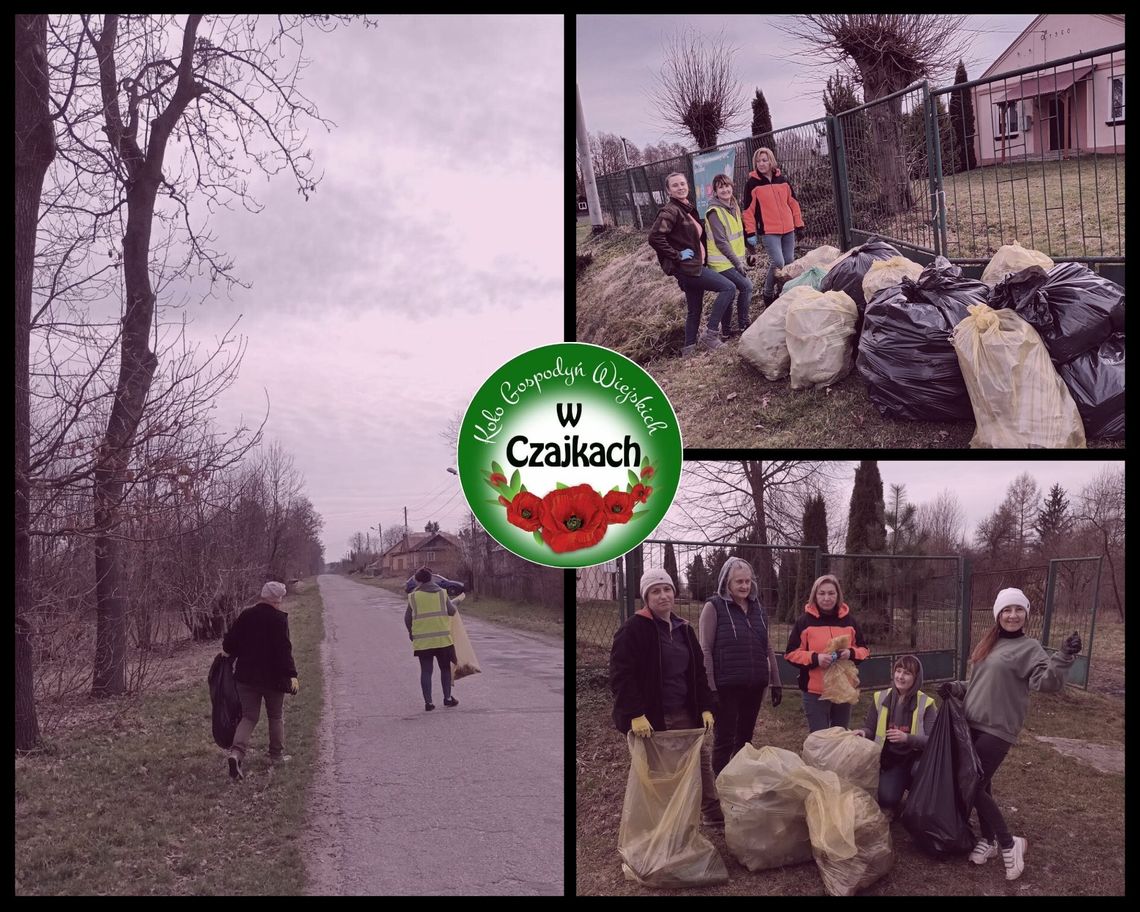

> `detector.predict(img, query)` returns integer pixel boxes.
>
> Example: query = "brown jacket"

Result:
[647,197,706,277]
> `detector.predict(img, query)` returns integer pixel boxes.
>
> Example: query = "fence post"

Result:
[828,116,852,251]
[1041,560,1059,648]
[958,556,972,680]
[814,547,823,583]
[922,84,945,257]
[1085,555,1104,691]
[620,138,643,230]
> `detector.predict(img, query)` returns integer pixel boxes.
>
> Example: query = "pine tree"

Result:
[707,547,730,596]
[948,60,978,172]
[1034,483,1073,556]
[687,553,711,602]
[795,493,829,621]
[751,88,774,140]
[664,541,680,594]
[845,461,887,638]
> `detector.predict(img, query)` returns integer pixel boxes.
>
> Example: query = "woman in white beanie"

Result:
[609,567,720,827]
[221,580,300,780]
[939,587,1081,881]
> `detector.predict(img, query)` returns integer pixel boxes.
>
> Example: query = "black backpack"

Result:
[208,653,242,749]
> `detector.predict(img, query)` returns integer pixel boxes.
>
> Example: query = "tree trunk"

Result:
[15,13,56,750]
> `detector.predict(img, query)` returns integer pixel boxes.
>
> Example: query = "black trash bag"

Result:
[855,257,987,421]
[1058,333,1125,440]
[987,262,1124,365]
[819,237,902,331]
[900,690,983,857]
[209,652,242,749]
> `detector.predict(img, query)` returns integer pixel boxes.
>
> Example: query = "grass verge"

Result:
[15,581,325,896]
[347,574,563,640]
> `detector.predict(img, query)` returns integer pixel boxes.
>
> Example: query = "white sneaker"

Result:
[969,838,998,864]
[1002,835,1027,881]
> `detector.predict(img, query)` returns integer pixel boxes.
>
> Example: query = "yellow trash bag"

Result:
[951,303,1086,449]
[739,288,801,381]
[785,289,859,390]
[777,245,843,281]
[716,745,815,871]
[789,768,893,896]
[449,598,481,681]
[861,255,924,305]
[980,241,1054,286]
[803,726,881,799]
[618,729,728,888]
[820,635,860,705]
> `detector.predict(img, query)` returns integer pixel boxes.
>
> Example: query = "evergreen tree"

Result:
[687,553,711,602]
[795,493,829,621]
[845,461,887,637]
[706,547,730,596]
[1034,483,1073,556]
[948,59,977,172]
[751,88,774,140]
[663,541,680,594]
[777,554,795,623]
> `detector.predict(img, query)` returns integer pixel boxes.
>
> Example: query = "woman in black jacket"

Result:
[610,567,721,828]
[647,171,736,357]
[221,581,299,780]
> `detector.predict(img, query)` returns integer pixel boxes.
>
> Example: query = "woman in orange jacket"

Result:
[783,574,870,732]
[741,146,805,308]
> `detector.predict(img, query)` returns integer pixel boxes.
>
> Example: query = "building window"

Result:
[995,100,1020,138]
[1108,75,1125,123]
[424,551,436,562]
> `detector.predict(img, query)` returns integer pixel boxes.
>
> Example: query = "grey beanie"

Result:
[261,581,287,604]
[639,568,676,602]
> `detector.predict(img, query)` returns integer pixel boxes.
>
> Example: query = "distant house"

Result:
[379,531,464,580]
[973,14,1125,166]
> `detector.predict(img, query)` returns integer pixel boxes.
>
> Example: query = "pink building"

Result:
[973,14,1124,165]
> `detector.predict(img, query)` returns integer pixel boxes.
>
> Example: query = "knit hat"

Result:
[640,568,676,602]
[261,581,287,604]
[992,587,1030,620]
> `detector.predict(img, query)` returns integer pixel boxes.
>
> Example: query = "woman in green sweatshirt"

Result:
[939,587,1081,882]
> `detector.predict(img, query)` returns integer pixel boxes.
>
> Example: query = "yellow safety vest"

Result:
[705,204,746,273]
[409,589,454,652]
[873,689,934,746]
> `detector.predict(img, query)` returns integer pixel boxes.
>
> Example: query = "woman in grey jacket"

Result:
[939,587,1081,882]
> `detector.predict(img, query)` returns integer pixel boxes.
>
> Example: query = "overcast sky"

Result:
[169,16,563,560]
[662,459,1123,547]
[577,14,1039,152]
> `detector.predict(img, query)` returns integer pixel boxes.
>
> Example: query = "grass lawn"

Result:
[15,581,325,896]
[348,574,563,640]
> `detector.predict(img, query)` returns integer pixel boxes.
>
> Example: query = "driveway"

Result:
[304,574,563,895]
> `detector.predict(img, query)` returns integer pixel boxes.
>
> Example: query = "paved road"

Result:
[304,574,563,895]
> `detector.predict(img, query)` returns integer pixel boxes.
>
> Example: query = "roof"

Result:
[981,14,1125,80]
[381,531,462,557]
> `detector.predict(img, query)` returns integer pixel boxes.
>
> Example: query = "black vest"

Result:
[710,596,770,689]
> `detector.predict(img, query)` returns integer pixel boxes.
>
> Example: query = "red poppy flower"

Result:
[505,491,543,532]
[640,465,656,480]
[539,484,607,553]
[602,490,637,524]
[631,483,653,504]
[489,472,508,487]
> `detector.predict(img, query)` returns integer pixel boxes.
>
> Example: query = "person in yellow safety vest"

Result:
[704,173,755,340]
[405,566,460,711]
[853,654,937,819]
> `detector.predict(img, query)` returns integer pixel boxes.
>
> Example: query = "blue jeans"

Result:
[801,691,852,733]
[878,756,921,811]
[760,231,797,297]
[676,267,736,345]
[716,267,754,333]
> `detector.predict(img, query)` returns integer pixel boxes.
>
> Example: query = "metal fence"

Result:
[576,541,1102,689]
[587,44,1124,281]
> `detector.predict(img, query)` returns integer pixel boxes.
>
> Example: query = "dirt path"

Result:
[304,575,563,895]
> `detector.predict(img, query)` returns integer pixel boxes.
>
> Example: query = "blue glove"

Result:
[679,248,694,261]
[746,236,758,247]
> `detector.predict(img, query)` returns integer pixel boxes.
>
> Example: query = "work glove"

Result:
[817,651,834,669]
[938,680,966,701]
[630,715,653,738]
[289,677,300,696]
[701,711,715,734]
[746,235,758,247]
[770,686,782,708]
[678,248,694,261]
[1061,630,1082,656]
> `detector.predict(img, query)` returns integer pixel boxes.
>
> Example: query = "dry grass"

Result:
[575,616,1125,896]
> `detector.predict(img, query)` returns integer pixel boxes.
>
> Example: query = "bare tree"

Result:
[642,140,691,164]
[588,131,630,176]
[1074,467,1124,620]
[649,28,747,150]
[915,488,966,555]
[1001,472,1041,566]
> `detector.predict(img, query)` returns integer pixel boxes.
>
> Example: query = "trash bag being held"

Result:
[1058,333,1125,440]
[900,688,983,856]
[820,634,860,705]
[208,652,242,749]
[449,604,482,680]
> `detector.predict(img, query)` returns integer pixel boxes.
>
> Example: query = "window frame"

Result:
[1106,73,1125,125]
[994,99,1021,139]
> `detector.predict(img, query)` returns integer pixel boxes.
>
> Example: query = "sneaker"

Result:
[969,837,998,865]
[1002,836,1027,881]
[443,696,459,707]
[227,756,244,781]
[425,702,435,711]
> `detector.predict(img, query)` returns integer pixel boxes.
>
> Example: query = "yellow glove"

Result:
[289,677,300,695]
[630,715,653,738]
[702,711,715,733]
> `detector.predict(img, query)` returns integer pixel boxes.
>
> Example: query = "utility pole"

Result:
[576,82,606,233]
[403,507,410,574]
[620,136,643,229]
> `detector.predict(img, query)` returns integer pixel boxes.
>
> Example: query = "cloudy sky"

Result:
[577,15,1040,152]
[170,16,563,559]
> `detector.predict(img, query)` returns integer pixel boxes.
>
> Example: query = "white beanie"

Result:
[261,581,288,604]
[639,568,676,602]
[992,587,1030,620]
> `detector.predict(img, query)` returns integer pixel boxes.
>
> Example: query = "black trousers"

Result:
[711,684,766,775]
[970,728,1014,849]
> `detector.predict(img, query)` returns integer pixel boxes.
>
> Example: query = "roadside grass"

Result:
[575,227,1123,450]
[575,636,1124,896]
[15,582,325,896]
[347,574,564,640]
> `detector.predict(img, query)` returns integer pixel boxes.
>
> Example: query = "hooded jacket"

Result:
[697,556,780,691]
[610,607,715,734]
[647,196,706,278]
[784,601,870,696]
[741,168,805,239]
[858,656,937,768]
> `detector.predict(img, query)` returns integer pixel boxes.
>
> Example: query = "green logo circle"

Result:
[457,343,682,568]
